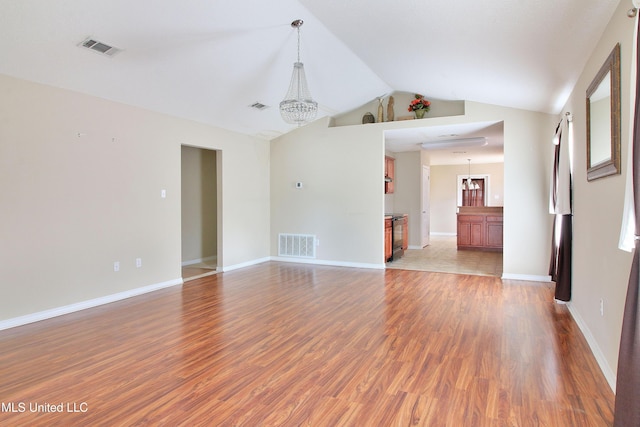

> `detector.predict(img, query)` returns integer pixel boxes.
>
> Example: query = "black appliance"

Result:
[391,215,404,261]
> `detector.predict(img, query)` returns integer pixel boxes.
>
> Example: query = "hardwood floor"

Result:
[0,263,613,426]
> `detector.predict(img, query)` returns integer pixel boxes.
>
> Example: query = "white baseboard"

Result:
[501,273,552,282]
[408,245,423,250]
[182,255,217,267]
[0,278,183,332]
[430,232,457,236]
[270,256,385,270]
[221,257,271,272]
[567,303,616,392]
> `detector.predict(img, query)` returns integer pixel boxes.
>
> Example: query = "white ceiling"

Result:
[0,0,620,162]
[385,121,505,165]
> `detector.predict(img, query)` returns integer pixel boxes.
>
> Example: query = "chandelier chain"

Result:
[297,26,301,63]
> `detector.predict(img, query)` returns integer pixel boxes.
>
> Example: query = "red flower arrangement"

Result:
[408,94,431,112]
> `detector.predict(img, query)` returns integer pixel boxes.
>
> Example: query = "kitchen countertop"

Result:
[457,206,503,215]
[385,213,407,219]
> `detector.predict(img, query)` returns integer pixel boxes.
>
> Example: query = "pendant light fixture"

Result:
[280,19,318,125]
[464,159,479,190]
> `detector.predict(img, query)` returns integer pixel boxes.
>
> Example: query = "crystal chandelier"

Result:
[280,19,318,125]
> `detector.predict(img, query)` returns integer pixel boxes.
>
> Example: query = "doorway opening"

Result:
[383,121,504,276]
[181,145,220,281]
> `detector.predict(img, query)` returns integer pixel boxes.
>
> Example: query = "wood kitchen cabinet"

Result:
[385,156,395,194]
[385,217,392,261]
[457,215,484,247]
[485,215,504,248]
[457,207,503,251]
[402,215,408,250]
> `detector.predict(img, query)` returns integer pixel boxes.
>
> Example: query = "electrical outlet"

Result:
[600,298,604,316]
[114,261,120,272]
[136,258,142,268]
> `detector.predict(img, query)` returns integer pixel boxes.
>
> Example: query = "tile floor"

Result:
[385,235,503,277]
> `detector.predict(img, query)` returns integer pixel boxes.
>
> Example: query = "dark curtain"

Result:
[613,13,640,426]
[549,120,572,301]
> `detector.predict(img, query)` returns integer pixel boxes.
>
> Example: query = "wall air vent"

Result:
[278,234,316,258]
[79,38,122,57]
[250,102,269,110]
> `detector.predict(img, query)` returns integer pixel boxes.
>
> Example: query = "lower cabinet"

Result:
[486,216,504,248]
[385,217,392,261]
[457,209,503,251]
[457,215,484,247]
[402,215,408,250]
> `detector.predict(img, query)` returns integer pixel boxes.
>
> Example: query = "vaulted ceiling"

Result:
[0,0,620,148]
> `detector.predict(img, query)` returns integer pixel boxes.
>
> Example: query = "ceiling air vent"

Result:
[249,102,269,111]
[79,38,122,57]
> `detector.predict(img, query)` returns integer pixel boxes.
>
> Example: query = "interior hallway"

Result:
[386,235,503,277]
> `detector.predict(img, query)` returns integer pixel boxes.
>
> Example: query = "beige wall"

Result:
[393,152,421,247]
[0,74,270,321]
[430,162,504,234]
[181,146,217,264]
[561,0,635,388]
[270,118,385,266]
[392,151,432,248]
[462,102,555,278]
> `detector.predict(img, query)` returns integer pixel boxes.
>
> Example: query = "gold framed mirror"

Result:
[586,43,621,181]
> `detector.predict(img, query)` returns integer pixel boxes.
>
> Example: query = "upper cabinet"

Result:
[385,156,395,194]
